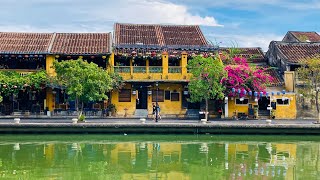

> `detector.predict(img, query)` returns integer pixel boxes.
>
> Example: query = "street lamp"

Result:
[155,82,159,122]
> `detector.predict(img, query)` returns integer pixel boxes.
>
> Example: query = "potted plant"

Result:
[78,114,86,123]
[107,104,117,116]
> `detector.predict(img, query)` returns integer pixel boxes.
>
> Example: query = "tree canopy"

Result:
[296,56,320,120]
[0,70,49,101]
[187,55,226,103]
[187,55,226,120]
[53,59,118,109]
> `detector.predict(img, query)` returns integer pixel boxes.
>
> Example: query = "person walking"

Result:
[155,103,161,122]
[152,103,156,121]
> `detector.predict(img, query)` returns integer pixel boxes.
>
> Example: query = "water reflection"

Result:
[0,135,319,179]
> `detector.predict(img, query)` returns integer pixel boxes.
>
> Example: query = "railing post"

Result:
[162,52,168,78]
[181,51,188,76]
[130,58,133,75]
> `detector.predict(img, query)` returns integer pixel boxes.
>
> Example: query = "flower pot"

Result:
[14,118,20,124]
[266,119,272,125]
[140,118,146,124]
[72,118,78,124]
[200,119,207,124]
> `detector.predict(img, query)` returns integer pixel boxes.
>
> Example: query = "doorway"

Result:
[258,96,270,110]
[136,87,147,109]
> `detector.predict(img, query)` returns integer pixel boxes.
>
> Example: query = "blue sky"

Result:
[0,0,319,51]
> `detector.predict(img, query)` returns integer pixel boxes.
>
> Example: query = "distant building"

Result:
[282,31,320,43]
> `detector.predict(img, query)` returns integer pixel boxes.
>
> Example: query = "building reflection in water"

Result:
[0,137,319,179]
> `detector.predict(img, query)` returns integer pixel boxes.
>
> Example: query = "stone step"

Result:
[135,109,148,118]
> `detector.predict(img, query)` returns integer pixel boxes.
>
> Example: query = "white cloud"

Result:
[85,0,222,27]
[207,33,283,52]
[172,0,320,10]
[0,0,222,33]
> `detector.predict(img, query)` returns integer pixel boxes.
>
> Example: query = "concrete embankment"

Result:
[0,122,319,134]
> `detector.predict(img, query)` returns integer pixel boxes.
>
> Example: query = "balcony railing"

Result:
[133,66,146,73]
[114,66,130,73]
[168,66,182,73]
[149,66,162,73]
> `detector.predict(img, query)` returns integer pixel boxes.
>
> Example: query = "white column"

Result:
[224,97,229,118]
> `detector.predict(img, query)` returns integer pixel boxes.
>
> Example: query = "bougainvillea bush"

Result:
[221,56,273,97]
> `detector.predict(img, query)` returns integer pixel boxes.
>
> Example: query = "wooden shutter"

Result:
[152,89,164,102]
[119,89,131,102]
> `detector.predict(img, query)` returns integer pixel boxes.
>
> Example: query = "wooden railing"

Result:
[149,66,162,73]
[168,66,182,73]
[133,66,146,73]
[114,66,130,73]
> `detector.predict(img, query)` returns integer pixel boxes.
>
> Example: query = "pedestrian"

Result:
[156,103,161,121]
[152,103,156,121]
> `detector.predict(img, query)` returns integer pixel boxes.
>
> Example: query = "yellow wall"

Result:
[46,88,55,111]
[46,55,56,76]
[284,71,295,92]
[227,94,297,119]
[110,83,136,116]
[111,83,187,117]
[273,94,296,119]
[227,96,258,117]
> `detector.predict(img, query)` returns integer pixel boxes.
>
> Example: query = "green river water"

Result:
[0,134,319,180]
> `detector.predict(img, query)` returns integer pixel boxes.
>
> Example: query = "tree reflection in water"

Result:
[0,135,318,179]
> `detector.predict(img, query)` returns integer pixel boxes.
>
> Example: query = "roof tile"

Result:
[220,47,266,63]
[50,33,111,54]
[114,23,208,48]
[291,31,320,42]
[0,32,53,54]
[277,43,320,63]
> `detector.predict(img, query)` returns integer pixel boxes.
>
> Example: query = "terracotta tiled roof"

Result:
[50,33,111,54]
[114,23,162,47]
[264,67,284,86]
[290,31,320,42]
[114,23,208,48]
[0,32,53,54]
[277,43,320,63]
[160,25,208,46]
[220,47,266,63]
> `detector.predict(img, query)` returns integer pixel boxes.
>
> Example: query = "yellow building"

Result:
[0,32,53,115]
[45,33,112,113]
[222,48,297,119]
[0,32,112,115]
[111,23,216,118]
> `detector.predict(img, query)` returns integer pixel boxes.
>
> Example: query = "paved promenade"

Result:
[0,117,318,125]
[0,117,319,134]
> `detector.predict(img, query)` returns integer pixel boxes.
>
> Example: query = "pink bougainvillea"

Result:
[221,57,273,96]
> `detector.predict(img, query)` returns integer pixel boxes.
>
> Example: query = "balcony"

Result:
[114,66,130,73]
[168,66,182,73]
[133,66,146,73]
[114,66,189,81]
[149,66,162,73]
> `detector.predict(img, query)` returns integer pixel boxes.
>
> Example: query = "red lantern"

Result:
[25,55,29,58]
[151,52,156,57]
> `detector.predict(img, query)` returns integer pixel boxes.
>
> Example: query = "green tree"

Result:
[53,59,116,117]
[0,70,48,101]
[187,55,226,120]
[296,56,320,123]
